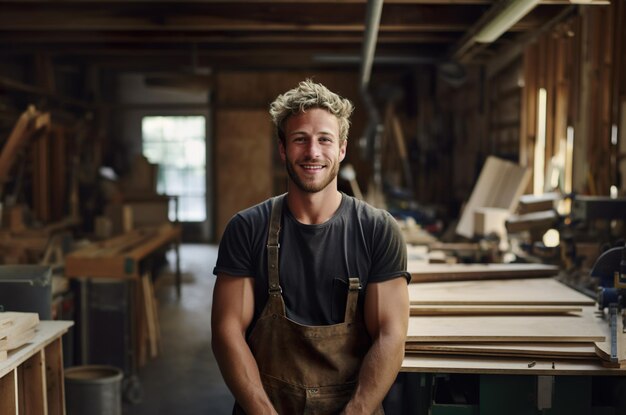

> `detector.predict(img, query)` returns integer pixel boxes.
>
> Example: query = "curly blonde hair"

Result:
[269,79,354,143]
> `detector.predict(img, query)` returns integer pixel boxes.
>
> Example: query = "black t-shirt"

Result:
[213,193,410,329]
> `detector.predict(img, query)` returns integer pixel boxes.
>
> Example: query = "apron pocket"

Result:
[303,382,357,415]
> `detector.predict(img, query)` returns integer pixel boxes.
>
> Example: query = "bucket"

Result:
[65,365,123,415]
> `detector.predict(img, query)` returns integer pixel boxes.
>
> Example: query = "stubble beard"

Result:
[285,156,340,193]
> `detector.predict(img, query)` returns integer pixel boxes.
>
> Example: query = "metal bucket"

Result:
[65,365,123,415]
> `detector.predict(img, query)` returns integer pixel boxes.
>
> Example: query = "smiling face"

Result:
[279,108,347,194]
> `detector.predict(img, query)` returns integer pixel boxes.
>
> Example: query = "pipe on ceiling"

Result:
[359,0,384,178]
[359,0,384,92]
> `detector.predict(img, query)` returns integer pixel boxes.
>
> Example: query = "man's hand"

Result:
[342,277,409,414]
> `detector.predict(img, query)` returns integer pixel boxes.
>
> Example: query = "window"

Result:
[142,116,206,221]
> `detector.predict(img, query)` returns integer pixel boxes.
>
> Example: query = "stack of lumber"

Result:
[405,278,626,369]
[0,312,39,361]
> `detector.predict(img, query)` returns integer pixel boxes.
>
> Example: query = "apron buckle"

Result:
[269,283,283,295]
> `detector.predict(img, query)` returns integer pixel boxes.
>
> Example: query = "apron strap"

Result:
[266,194,287,316]
[344,277,361,324]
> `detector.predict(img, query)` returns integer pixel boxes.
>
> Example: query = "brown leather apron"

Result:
[234,195,384,415]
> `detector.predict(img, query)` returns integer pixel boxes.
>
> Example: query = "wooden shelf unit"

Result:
[0,321,73,415]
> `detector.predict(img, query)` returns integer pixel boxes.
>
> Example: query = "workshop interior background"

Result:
[1,0,626,414]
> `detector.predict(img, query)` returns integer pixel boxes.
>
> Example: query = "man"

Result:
[212,79,409,415]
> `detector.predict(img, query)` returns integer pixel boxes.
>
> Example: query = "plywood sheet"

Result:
[406,313,604,343]
[405,342,597,359]
[456,156,530,238]
[401,354,626,375]
[594,310,626,368]
[410,305,582,316]
[409,278,594,305]
[408,263,559,283]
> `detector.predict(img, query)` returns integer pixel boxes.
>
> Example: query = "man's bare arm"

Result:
[211,274,278,415]
[342,277,409,414]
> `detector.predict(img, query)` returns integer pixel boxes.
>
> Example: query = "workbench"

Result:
[0,320,73,415]
[63,224,179,400]
[65,223,182,296]
[400,276,626,414]
[399,356,626,415]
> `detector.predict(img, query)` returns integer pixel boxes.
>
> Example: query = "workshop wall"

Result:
[521,4,624,197]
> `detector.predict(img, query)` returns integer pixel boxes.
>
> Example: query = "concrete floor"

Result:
[123,244,234,415]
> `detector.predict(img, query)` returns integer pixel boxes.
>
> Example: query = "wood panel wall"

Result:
[521,4,622,196]
[214,109,272,239]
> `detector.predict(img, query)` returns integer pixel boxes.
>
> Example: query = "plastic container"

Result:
[0,265,52,319]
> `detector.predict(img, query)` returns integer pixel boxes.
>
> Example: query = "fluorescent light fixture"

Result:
[473,0,541,43]
[534,88,547,195]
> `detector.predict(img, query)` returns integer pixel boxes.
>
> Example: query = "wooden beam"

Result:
[0,4,482,31]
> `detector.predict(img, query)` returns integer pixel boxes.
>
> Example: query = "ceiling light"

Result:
[473,0,541,43]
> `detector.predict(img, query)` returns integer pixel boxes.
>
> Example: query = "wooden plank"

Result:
[50,126,67,222]
[149,273,162,353]
[44,338,64,415]
[505,210,559,233]
[2,328,36,351]
[407,313,605,343]
[135,278,147,368]
[17,349,46,415]
[0,313,39,345]
[409,278,594,305]
[405,342,597,359]
[0,321,72,380]
[33,129,51,223]
[594,310,626,368]
[455,156,530,238]
[0,368,18,415]
[0,106,39,183]
[410,305,582,316]
[401,354,626,376]
[408,263,559,284]
[141,274,158,359]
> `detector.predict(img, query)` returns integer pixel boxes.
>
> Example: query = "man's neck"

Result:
[286,186,342,225]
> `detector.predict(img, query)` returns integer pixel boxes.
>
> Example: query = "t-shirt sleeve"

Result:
[369,211,411,284]
[213,214,255,277]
